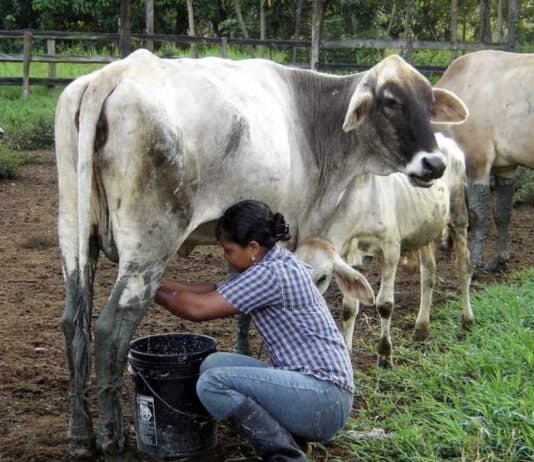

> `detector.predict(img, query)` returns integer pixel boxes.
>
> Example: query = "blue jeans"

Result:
[196,352,353,441]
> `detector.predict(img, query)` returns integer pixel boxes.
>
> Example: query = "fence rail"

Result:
[0,28,509,97]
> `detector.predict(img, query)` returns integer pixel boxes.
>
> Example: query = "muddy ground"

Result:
[1,152,533,461]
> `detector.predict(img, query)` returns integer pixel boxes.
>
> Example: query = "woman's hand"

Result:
[154,282,238,322]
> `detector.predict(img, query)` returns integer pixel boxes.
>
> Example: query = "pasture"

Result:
[0,150,532,461]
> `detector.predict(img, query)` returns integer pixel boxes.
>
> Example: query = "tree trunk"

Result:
[403,0,413,63]
[186,0,198,58]
[386,3,396,36]
[311,0,325,70]
[497,0,504,42]
[259,0,266,57]
[292,0,303,63]
[233,0,249,38]
[480,0,491,43]
[451,0,458,59]
[507,0,519,49]
[145,0,154,51]
[119,0,131,58]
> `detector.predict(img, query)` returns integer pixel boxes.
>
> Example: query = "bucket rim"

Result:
[129,333,217,359]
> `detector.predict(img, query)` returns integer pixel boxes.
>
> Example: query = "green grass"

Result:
[337,270,534,461]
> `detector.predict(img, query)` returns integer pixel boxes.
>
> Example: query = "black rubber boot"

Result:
[225,398,308,462]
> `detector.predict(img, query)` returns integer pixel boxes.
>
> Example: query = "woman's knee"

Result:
[199,352,225,375]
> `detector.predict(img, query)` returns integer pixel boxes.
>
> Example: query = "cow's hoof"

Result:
[486,256,508,273]
[413,326,429,341]
[461,316,475,330]
[377,357,393,369]
[68,437,97,460]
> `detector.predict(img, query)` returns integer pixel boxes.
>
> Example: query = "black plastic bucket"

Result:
[127,333,217,460]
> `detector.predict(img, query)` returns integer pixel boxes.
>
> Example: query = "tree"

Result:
[186,0,198,57]
[480,0,491,42]
[507,0,519,49]
[311,0,326,70]
[292,0,303,63]
[120,0,131,57]
[232,0,249,38]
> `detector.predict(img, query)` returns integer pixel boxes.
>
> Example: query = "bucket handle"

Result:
[137,371,207,421]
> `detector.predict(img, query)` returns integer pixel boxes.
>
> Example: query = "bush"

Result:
[514,167,534,206]
[0,145,42,179]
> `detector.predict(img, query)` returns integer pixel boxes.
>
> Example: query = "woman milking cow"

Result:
[155,200,361,461]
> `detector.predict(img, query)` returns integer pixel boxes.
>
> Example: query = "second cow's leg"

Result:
[414,244,436,340]
[342,295,360,353]
[487,172,516,273]
[468,181,491,270]
[376,242,400,368]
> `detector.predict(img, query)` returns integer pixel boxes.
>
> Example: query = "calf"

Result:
[295,134,474,367]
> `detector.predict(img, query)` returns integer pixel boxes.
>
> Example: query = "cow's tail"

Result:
[76,69,122,295]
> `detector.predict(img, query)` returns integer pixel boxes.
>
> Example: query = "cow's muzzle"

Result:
[406,151,446,187]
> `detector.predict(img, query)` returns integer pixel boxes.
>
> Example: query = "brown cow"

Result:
[436,50,534,272]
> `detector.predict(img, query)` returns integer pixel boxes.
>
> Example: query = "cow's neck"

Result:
[285,68,373,239]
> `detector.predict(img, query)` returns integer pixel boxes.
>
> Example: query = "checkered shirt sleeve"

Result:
[216,264,281,314]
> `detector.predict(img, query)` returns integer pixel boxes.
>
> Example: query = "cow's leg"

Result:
[235,313,252,355]
[60,234,99,458]
[342,295,360,353]
[414,244,436,341]
[229,263,252,356]
[449,225,475,327]
[487,171,516,273]
[376,242,400,368]
[468,181,491,270]
[93,253,171,458]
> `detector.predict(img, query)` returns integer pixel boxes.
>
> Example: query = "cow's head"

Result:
[343,55,468,187]
[295,238,375,306]
[0,127,3,140]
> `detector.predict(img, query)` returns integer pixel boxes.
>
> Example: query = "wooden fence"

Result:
[0,29,508,98]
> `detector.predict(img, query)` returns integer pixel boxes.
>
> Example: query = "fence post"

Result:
[221,36,228,58]
[47,39,56,94]
[23,30,32,99]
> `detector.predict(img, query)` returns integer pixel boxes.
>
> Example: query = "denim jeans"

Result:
[196,352,353,441]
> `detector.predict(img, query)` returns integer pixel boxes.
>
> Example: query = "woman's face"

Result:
[219,236,258,272]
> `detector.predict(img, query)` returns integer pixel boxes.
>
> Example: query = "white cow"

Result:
[295,133,474,367]
[55,49,467,458]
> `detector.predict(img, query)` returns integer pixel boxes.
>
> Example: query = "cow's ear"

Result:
[343,77,374,132]
[333,255,375,306]
[431,88,469,125]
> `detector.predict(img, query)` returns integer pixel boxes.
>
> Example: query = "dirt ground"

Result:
[1,152,533,462]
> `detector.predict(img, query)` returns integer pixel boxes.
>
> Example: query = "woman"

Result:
[155,200,353,462]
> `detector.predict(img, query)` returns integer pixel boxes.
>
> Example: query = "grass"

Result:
[337,269,534,461]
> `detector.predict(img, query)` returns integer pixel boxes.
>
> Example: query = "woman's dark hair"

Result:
[216,200,291,249]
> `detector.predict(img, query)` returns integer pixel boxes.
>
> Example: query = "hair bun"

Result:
[273,212,291,241]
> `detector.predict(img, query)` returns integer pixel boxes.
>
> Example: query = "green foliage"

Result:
[342,270,534,461]
[514,167,534,206]
[0,144,42,179]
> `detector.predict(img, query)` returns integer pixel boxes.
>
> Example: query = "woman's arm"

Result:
[158,280,218,294]
[155,286,238,322]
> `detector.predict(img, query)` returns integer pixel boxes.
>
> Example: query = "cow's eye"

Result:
[383,96,401,109]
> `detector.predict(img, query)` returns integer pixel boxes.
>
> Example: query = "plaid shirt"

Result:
[217,245,354,392]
